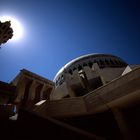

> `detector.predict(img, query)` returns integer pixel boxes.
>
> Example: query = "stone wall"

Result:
[34,97,87,118]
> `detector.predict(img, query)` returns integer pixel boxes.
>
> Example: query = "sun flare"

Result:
[0,16,24,41]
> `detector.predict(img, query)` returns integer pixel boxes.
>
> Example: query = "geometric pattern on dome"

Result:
[54,53,128,82]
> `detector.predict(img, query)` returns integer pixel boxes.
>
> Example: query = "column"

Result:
[112,107,133,140]
[28,80,40,101]
[14,77,28,103]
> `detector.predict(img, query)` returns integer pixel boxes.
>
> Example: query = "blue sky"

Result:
[0,0,140,82]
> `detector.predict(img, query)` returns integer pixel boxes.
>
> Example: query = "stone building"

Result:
[51,54,128,99]
[11,69,54,109]
[0,53,140,140]
[0,69,54,117]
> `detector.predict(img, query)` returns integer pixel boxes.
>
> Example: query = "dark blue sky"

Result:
[0,0,140,82]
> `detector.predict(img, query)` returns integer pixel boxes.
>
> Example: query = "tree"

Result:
[0,21,13,47]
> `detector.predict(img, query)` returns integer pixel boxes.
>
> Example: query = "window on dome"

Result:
[110,59,114,65]
[83,63,88,67]
[61,75,64,80]
[99,60,104,65]
[105,59,110,65]
[68,69,73,75]
[56,80,58,86]
[73,67,76,71]
[88,61,93,68]
[93,60,99,65]
[78,65,82,71]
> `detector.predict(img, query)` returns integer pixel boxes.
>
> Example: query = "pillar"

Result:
[112,107,133,140]
[28,80,40,101]
[14,77,28,103]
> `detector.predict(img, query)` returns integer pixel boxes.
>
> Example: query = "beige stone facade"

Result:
[51,54,128,100]
[0,53,140,140]
[11,69,54,109]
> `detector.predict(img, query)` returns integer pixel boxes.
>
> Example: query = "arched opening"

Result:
[83,63,88,67]
[105,59,110,65]
[73,67,76,71]
[94,60,99,66]
[42,87,53,100]
[99,60,105,66]
[34,84,43,103]
[21,80,33,106]
[68,69,73,75]
[71,70,90,96]
[78,65,83,71]
[88,61,93,68]
[110,59,115,66]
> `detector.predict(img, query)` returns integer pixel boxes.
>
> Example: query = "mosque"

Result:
[0,53,140,140]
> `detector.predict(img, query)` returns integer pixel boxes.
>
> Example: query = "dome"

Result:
[54,53,127,82]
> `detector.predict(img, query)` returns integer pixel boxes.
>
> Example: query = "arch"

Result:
[34,84,43,103]
[68,69,73,75]
[99,59,105,65]
[56,80,58,86]
[94,60,99,66]
[73,67,76,71]
[83,63,88,67]
[61,75,64,80]
[110,59,115,66]
[21,80,33,106]
[78,65,83,71]
[105,59,110,65]
[42,87,53,100]
[88,61,93,68]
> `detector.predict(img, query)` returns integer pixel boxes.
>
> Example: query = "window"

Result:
[61,75,64,80]
[94,60,97,63]
[73,67,76,71]
[78,65,82,71]
[56,80,58,86]
[83,63,88,67]
[69,69,73,75]
[105,59,110,65]
[93,60,99,65]
[88,61,93,68]
[79,70,89,89]
[99,60,104,65]
[59,80,63,85]
[110,59,114,65]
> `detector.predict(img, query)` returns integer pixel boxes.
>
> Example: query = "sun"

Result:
[0,16,24,41]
